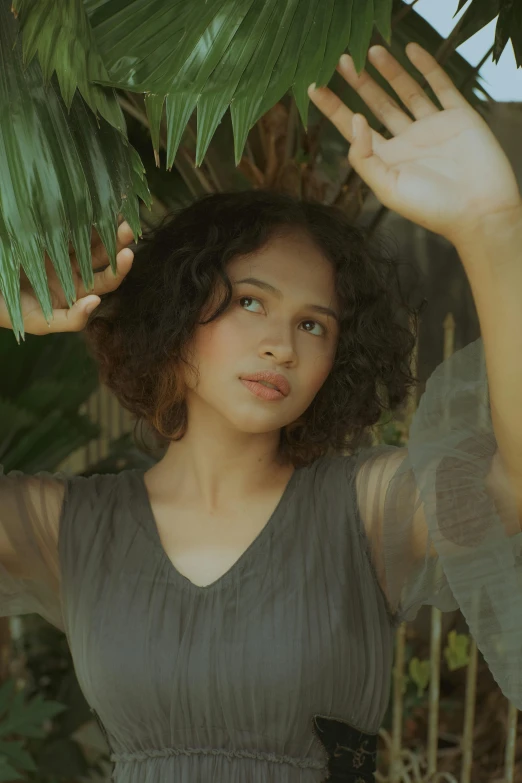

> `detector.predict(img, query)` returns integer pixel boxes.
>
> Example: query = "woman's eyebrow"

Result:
[234,276,339,322]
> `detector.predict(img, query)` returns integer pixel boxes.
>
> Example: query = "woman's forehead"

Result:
[228,232,337,294]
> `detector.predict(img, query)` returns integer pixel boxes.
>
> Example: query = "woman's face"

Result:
[183,230,341,434]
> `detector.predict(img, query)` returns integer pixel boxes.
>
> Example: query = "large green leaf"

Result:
[118,1,490,210]
[15,0,391,167]
[495,0,522,67]
[11,0,126,133]
[0,0,152,343]
[455,0,521,67]
[14,0,495,176]
[85,0,491,164]
[86,0,395,166]
[3,0,495,337]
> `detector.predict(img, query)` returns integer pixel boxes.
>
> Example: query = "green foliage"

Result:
[456,0,522,67]
[11,0,125,131]
[0,330,101,473]
[0,617,112,782]
[1,0,496,339]
[408,657,431,698]
[0,0,151,342]
[443,630,471,671]
[0,679,66,781]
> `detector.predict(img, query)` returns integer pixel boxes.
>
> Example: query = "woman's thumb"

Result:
[83,296,100,316]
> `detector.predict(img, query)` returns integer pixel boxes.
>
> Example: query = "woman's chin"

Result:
[226,410,294,435]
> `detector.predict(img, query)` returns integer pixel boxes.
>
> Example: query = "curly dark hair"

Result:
[83,189,425,468]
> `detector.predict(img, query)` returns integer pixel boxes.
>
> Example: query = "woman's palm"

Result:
[377,108,520,233]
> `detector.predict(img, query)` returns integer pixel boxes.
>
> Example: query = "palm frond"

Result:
[0,0,151,342]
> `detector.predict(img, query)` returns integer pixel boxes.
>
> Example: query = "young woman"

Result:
[1,43,521,783]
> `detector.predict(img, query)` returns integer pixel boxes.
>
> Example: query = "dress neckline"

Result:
[131,464,303,593]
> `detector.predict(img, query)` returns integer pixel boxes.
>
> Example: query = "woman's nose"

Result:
[259,327,297,364]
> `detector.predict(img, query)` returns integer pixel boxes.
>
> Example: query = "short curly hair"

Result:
[83,189,425,468]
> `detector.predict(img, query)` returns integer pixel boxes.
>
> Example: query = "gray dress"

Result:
[1,337,521,783]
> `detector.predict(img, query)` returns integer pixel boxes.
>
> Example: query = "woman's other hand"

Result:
[1,218,135,335]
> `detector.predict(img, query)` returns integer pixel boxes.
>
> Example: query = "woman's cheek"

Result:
[193,317,244,364]
[308,364,332,396]
[306,346,336,394]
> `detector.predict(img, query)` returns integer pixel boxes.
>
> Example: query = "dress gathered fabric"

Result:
[0,336,521,782]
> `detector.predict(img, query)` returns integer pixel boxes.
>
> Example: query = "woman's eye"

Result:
[300,320,326,337]
[238,297,326,336]
[239,296,262,312]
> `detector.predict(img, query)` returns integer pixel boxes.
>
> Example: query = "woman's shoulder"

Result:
[61,467,147,525]
[291,453,360,517]
[59,468,147,563]
[299,451,357,485]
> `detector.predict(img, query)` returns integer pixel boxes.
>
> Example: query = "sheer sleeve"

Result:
[350,336,522,709]
[0,465,70,632]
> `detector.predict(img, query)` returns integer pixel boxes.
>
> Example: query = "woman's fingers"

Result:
[36,248,133,334]
[86,220,136,270]
[77,247,134,299]
[403,43,471,111]
[117,220,135,252]
[309,43,464,144]
[53,296,100,332]
[307,81,387,149]
[348,114,398,208]
[12,218,135,335]
[67,219,135,272]
[338,47,440,136]
[368,46,439,121]
[18,293,101,335]
[37,248,133,334]
[336,52,415,137]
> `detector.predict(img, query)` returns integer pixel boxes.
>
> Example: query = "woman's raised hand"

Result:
[0,218,135,335]
[308,44,521,247]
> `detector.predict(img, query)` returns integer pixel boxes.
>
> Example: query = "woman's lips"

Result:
[240,379,286,401]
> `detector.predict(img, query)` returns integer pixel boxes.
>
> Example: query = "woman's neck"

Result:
[146,427,293,513]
